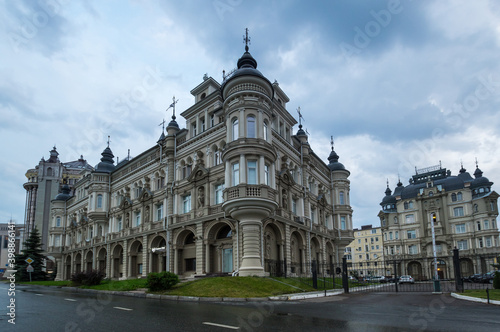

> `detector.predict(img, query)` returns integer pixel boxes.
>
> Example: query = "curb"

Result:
[451,292,500,305]
[16,284,345,303]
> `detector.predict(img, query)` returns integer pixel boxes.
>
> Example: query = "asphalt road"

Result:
[1,284,499,332]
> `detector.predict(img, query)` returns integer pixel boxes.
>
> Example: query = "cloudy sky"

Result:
[1,0,500,231]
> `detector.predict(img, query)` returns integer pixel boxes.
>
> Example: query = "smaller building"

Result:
[345,225,385,278]
[0,221,24,278]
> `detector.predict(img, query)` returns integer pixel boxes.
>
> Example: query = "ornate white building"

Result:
[378,164,499,280]
[46,41,354,280]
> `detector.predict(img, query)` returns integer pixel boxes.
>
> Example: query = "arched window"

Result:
[457,192,463,201]
[46,167,53,176]
[232,118,239,141]
[451,193,457,202]
[97,194,103,208]
[247,115,256,138]
[217,225,232,239]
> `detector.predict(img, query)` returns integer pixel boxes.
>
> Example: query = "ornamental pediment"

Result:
[139,188,153,202]
[119,196,133,209]
[278,169,295,186]
[187,165,209,183]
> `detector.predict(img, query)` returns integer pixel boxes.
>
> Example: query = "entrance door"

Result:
[222,248,233,273]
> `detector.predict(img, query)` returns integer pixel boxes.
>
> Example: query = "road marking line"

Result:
[202,322,240,330]
[65,298,77,302]
[114,307,133,311]
[35,294,43,296]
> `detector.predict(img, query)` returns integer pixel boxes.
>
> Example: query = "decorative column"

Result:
[122,239,128,280]
[142,234,148,277]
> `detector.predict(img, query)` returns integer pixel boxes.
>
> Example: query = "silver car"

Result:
[399,275,415,284]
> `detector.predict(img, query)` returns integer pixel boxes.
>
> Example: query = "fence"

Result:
[265,250,498,293]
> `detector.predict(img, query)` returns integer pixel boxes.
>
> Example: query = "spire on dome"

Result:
[166,96,180,130]
[243,27,250,52]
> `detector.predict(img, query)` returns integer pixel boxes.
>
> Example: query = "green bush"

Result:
[71,270,105,286]
[493,271,500,290]
[146,271,179,291]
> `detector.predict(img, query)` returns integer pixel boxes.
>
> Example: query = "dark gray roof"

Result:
[54,183,72,201]
[95,146,115,173]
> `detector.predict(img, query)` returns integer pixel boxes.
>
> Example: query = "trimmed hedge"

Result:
[494,271,500,290]
[146,271,179,291]
[71,270,105,286]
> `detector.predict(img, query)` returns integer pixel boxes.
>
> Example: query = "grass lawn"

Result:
[14,276,341,297]
[462,289,500,301]
[162,276,319,297]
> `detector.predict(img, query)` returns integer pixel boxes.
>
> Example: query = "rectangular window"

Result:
[340,216,346,230]
[210,114,215,127]
[457,240,468,250]
[339,191,345,205]
[389,232,393,240]
[484,220,489,230]
[376,245,379,249]
[371,229,377,234]
[311,209,316,223]
[407,230,416,239]
[478,238,484,248]
[97,194,103,208]
[156,204,163,221]
[183,194,191,213]
[56,217,61,227]
[192,123,197,136]
[215,184,224,204]
[264,164,270,186]
[54,235,61,247]
[292,199,297,215]
[485,236,492,247]
[455,224,466,234]
[395,231,399,240]
[201,119,205,132]
[117,218,122,232]
[247,160,257,184]
[453,207,464,217]
[408,245,418,255]
[232,163,239,186]
[405,214,415,224]
[135,211,141,227]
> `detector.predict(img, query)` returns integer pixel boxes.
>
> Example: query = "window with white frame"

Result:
[291,198,297,215]
[210,113,215,127]
[405,214,415,224]
[232,118,238,140]
[371,229,377,234]
[339,191,345,205]
[478,238,484,248]
[215,184,224,204]
[485,236,492,247]
[117,217,122,232]
[407,229,416,239]
[340,216,346,230]
[453,207,464,217]
[457,239,468,250]
[264,164,270,186]
[477,221,481,231]
[484,220,489,230]
[247,115,256,138]
[97,194,103,208]
[56,217,61,227]
[232,162,239,186]
[395,231,399,239]
[183,194,191,213]
[389,232,393,240]
[455,223,466,234]
[311,208,316,223]
[156,204,163,221]
[192,122,197,136]
[263,121,268,140]
[247,160,257,184]
[408,244,418,255]
[54,235,61,247]
[135,211,141,227]
[201,118,205,132]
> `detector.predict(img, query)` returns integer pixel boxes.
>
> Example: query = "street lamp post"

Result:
[430,213,441,293]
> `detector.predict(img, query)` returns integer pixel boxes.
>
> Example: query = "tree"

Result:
[14,227,48,281]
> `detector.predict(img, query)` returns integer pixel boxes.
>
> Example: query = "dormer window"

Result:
[200,92,206,99]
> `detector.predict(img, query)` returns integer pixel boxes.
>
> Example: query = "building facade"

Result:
[46,43,354,280]
[378,164,499,280]
[0,221,24,278]
[23,147,93,249]
[345,225,385,277]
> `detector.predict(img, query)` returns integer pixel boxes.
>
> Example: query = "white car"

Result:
[399,275,415,284]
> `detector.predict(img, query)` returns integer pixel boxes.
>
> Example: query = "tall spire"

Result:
[330,136,334,151]
[243,27,250,52]
[166,96,180,130]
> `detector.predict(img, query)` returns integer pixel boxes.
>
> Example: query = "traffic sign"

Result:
[25,257,34,264]
[27,265,34,273]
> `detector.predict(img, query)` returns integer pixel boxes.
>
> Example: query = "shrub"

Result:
[146,271,179,291]
[71,270,105,286]
[493,271,500,290]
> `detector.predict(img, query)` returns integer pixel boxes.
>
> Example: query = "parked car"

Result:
[399,275,415,284]
[469,273,484,283]
[480,271,497,284]
[366,276,386,283]
[387,276,400,283]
